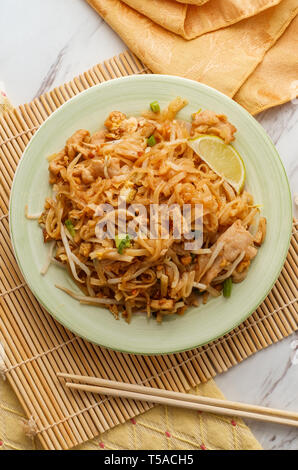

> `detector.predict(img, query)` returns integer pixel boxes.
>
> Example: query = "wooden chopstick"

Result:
[64,382,298,427]
[58,373,298,427]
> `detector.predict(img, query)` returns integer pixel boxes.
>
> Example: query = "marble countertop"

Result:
[1,0,297,450]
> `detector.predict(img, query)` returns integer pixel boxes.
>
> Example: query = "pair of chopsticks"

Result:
[57,373,298,427]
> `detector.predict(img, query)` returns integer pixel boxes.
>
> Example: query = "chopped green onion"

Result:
[147,135,156,147]
[197,108,202,114]
[150,101,160,113]
[65,219,76,238]
[223,278,233,298]
[115,234,131,254]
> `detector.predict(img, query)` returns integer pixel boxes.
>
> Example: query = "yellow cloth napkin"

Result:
[121,0,281,39]
[235,15,298,114]
[0,378,262,450]
[0,84,13,115]
[176,0,210,5]
[87,0,298,102]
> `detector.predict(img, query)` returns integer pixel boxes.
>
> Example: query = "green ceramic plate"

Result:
[10,75,292,355]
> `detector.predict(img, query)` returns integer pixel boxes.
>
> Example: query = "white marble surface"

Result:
[1,0,297,450]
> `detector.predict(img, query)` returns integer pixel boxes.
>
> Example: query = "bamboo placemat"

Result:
[0,50,297,450]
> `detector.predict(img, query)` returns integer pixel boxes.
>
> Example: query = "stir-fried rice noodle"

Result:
[40,242,55,275]
[33,98,266,322]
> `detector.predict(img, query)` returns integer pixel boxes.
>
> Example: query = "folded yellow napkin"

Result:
[176,0,210,5]
[1,377,262,450]
[87,0,298,99]
[122,0,281,39]
[0,84,13,115]
[235,15,298,114]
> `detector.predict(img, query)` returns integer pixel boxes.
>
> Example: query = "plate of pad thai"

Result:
[10,75,292,354]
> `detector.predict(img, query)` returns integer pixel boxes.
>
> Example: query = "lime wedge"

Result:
[188,135,246,193]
